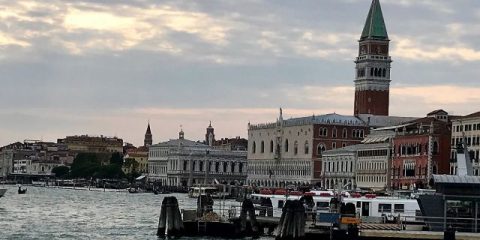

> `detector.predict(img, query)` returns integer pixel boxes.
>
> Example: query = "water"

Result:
[0,185,272,240]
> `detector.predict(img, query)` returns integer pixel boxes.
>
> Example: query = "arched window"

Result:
[270,141,274,153]
[252,141,256,154]
[304,141,309,154]
[239,163,243,173]
[370,68,374,76]
[294,141,298,155]
[199,161,204,171]
[285,139,289,152]
[231,162,235,173]
[215,162,219,172]
[223,162,227,172]
[383,68,386,77]
[342,128,347,139]
[332,128,337,138]
[183,161,188,171]
[261,141,265,153]
[374,68,378,76]
[317,143,326,156]
[433,141,439,154]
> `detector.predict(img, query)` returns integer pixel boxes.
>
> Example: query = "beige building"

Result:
[123,151,148,174]
[450,111,480,175]
[58,135,123,153]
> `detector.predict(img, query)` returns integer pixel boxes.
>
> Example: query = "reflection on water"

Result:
[0,185,272,240]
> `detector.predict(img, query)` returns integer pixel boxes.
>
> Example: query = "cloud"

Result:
[392,37,480,62]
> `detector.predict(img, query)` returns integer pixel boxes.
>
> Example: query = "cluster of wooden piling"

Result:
[157,196,184,237]
[276,200,306,240]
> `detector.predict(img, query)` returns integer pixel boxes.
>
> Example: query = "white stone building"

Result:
[148,130,247,187]
[450,112,480,175]
[322,130,395,191]
[322,145,358,190]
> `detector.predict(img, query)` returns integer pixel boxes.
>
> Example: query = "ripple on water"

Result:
[1,185,262,240]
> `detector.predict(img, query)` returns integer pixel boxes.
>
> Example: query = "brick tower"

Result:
[144,122,152,147]
[354,0,391,116]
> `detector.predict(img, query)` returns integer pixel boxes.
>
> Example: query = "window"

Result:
[342,128,348,139]
[317,144,326,156]
[223,162,227,172]
[285,139,289,152]
[199,161,204,171]
[252,142,256,154]
[270,141,274,153]
[304,141,309,154]
[319,128,328,136]
[394,204,404,213]
[294,141,298,155]
[278,200,284,209]
[239,163,243,173]
[378,204,392,213]
[215,162,220,172]
[231,163,235,173]
[332,142,336,149]
[332,128,337,138]
[261,141,265,153]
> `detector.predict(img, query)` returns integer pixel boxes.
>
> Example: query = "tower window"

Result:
[383,68,386,77]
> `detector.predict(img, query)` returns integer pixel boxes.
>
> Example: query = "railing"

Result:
[397,215,480,233]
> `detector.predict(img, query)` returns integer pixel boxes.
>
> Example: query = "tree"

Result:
[110,152,123,165]
[70,153,101,178]
[52,166,70,178]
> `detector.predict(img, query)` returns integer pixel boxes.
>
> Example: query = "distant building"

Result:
[148,130,247,186]
[355,131,394,191]
[123,151,148,174]
[205,122,215,146]
[247,110,369,188]
[144,122,153,147]
[322,145,358,190]
[58,135,123,153]
[391,113,452,190]
[213,137,248,151]
[202,122,248,151]
[0,140,72,178]
[450,111,480,175]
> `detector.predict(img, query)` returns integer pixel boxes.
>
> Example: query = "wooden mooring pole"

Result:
[157,196,184,237]
[276,200,305,240]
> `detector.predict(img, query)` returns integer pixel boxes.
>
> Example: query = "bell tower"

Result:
[354,0,391,116]
[144,122,152,147]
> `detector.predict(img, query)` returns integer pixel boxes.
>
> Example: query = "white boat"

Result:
[0,188,6,198]
[188,186,229,199]
[251,192,421,222]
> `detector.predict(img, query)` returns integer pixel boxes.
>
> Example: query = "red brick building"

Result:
[391,116,452,190]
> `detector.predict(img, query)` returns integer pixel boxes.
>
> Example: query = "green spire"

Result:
[361,0,388,40]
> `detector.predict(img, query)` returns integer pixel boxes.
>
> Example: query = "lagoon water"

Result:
[0,185,272,240]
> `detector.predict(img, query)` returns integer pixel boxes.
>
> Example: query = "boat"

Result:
[251,191,421,222]
[188,186,229,199]
[18,186,27,194]
[0,188,6,198]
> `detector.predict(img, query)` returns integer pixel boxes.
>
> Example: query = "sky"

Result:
[1,0,480,147]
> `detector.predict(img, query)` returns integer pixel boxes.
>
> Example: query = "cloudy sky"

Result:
[1,0,479,146]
